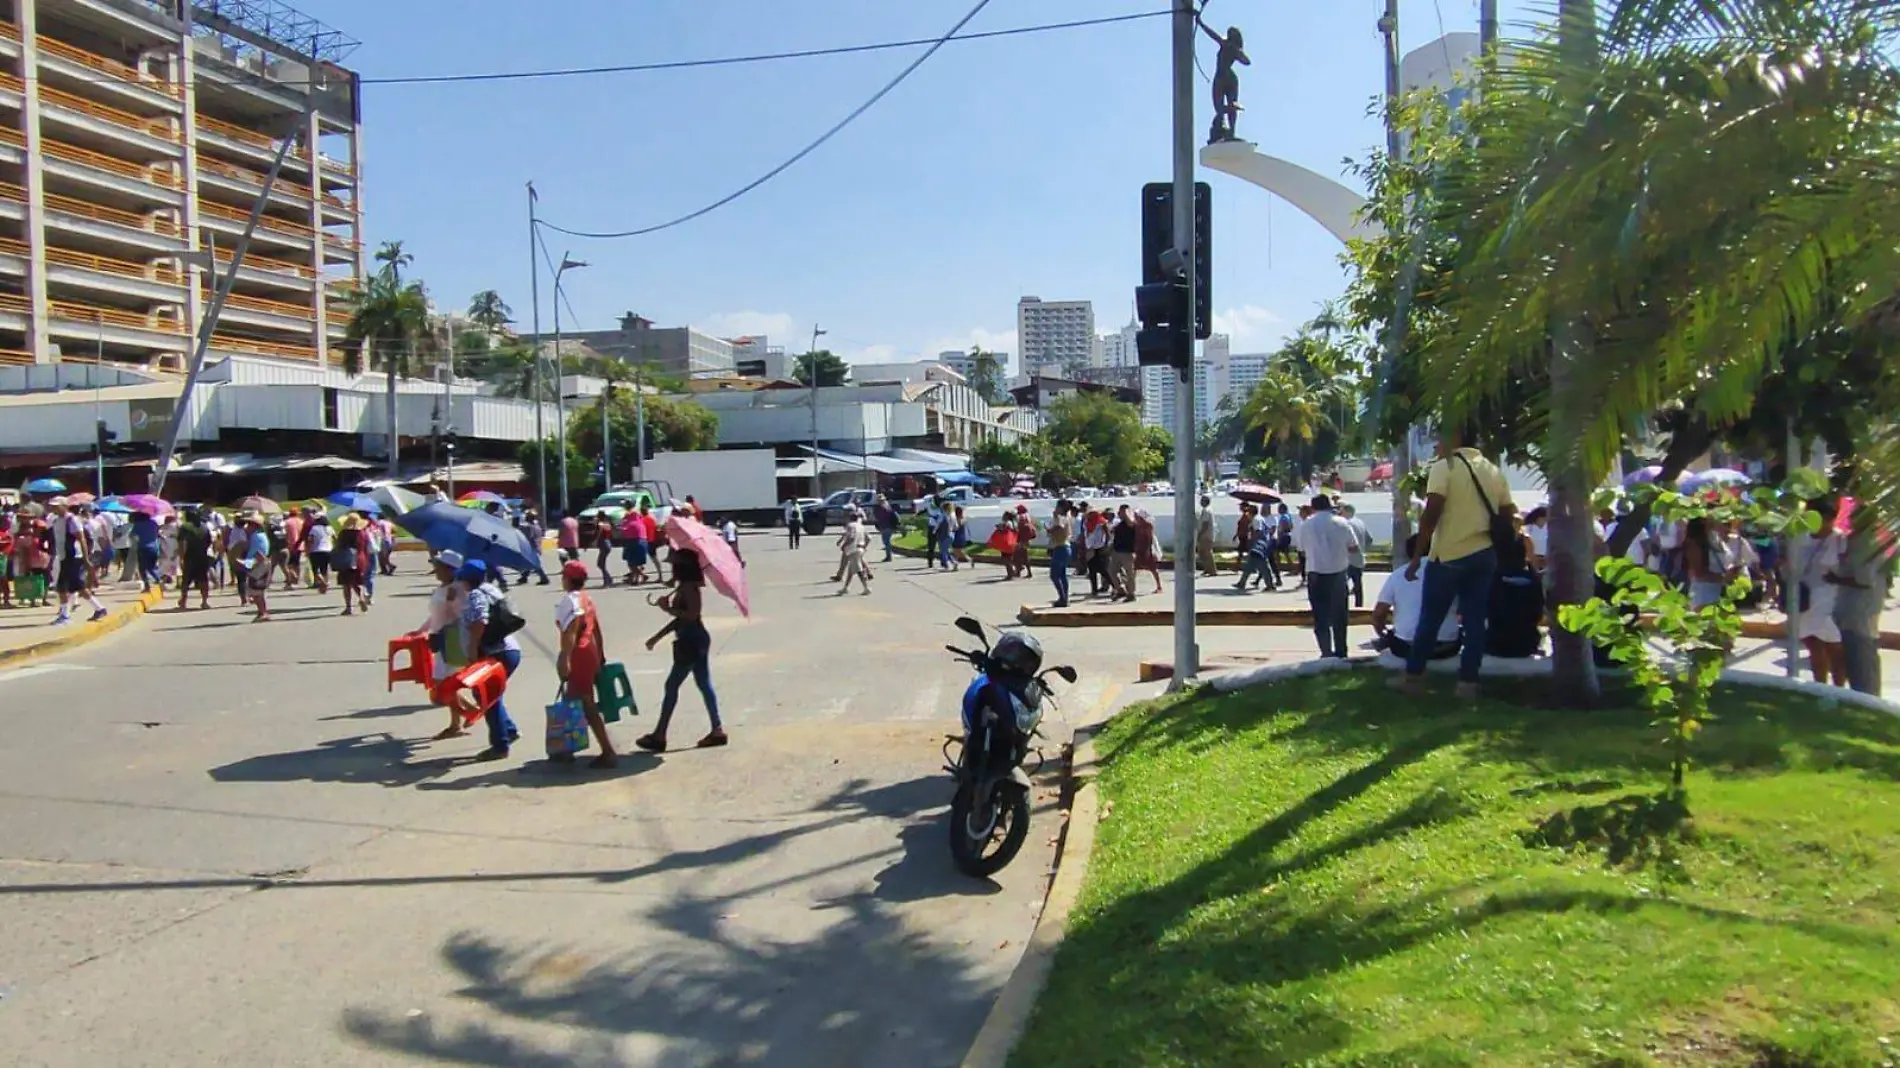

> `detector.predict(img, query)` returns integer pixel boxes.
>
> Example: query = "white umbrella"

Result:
[368,484,427,516]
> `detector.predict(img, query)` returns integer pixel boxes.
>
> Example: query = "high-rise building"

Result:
[1016,296,1094,377]
[1095,311,1139,371]
[1,0,364,370]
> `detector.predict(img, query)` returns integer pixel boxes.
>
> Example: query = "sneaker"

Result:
[474,746,510,762]
[50,613,70,627]
[88,608,108,622]
[1454,681,1480,701]
[1386,674,1425,695]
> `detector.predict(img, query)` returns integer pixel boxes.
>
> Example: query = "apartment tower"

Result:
[0,0,362,370]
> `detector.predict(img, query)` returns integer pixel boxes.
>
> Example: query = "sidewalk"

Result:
[0,581,159,668]
[1021,571,1900,645]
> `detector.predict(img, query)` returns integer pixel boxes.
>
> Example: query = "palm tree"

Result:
[342,268,431,477]
[373,240,412,286]
[1240,368,1330,462]
[467,289,512,335]
[1394,0,1900,700]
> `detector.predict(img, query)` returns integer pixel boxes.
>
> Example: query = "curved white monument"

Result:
[1199,140,1378,245]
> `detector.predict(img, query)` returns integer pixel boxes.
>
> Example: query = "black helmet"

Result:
[991,631,1044,677]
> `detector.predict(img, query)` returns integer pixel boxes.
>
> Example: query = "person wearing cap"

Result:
[48,497,107,625]
[409,549,470,740]
[456,559,522,760]
[239,513,274,622]
[555,559,619,767]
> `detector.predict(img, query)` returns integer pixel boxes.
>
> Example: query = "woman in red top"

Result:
[556,560,618,767]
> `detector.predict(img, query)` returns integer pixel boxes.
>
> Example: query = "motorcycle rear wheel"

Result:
[949,781,1031,877]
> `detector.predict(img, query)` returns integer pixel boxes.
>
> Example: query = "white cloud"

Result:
[697,310,798,341]
[924,327,1019,361]
[1212,305,1288,352]
[840,344,899,364]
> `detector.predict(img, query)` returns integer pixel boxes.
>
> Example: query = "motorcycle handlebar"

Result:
[945,645,980,662]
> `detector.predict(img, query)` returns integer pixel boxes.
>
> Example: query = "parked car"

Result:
[822,488,880,527]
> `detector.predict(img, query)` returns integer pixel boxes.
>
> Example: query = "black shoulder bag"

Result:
[1454,453,1517,555]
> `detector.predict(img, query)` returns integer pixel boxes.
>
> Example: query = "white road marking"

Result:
[0,663,94,682]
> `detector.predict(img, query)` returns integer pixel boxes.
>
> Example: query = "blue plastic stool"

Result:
[594,661,637,723]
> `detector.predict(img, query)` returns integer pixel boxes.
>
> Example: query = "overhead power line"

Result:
[363,9,1169,86]
[538,0,1005,241]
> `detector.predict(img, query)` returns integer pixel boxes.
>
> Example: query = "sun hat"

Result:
[561,559,590,582]
[432,548,465,570]
[454,559,487,585]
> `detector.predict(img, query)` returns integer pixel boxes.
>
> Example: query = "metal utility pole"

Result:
[93,314,104,499]
[1480,0,1498,48]
[443,314,456,499]
[551,253,587,513]
[602,377,614,490]
[808,324,826,497]
[1169,0,1199,686]
[152,101,315,497]
[527,183,547,519]
[634,363,646,484]
[1378,0,1415,554]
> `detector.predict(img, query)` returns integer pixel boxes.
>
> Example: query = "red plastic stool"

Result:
[431,659,508,725]
[387,634,434,692]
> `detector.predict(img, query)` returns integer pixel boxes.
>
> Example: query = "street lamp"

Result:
[808,324,826,498]
[551,254,587,512]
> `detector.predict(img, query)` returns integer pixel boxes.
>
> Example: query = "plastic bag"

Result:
[545,692,591,758]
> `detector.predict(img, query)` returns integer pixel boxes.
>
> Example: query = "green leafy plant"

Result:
[1559,480,1825,791]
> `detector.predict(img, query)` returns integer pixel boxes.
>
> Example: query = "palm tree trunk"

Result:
[1546,0,1601,706]
[385,345,399,479]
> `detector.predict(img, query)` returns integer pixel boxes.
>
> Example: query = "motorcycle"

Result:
[942,616,1077,877]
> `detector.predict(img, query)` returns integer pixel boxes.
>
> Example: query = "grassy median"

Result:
[1013,671,1900,1067]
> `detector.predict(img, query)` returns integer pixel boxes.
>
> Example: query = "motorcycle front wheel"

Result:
[949,781,1031,878]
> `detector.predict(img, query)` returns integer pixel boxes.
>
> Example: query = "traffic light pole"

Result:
[1169,0,1199,687]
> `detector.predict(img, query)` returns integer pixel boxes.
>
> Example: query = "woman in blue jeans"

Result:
[637,549,728,751]
[457,560,521,761]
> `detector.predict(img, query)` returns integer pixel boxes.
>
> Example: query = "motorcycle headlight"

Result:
[1009,691,1042,735]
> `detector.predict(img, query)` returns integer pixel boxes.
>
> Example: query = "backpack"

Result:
[481,587,528,647]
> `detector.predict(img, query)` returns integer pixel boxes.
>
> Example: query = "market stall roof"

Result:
[801,446,945,476]
[888,447,971,469]
[934,470,991,486]
[776,457,865,478]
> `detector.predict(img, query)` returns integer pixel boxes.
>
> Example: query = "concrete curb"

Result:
[959,724,1106,1068]
[0,586,160,671]
[1021,603,1377,628]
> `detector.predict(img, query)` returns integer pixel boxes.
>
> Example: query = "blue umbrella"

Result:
[392,501,537,574]
[326,491,382,514]
[23,478,65,494]
[98,499,132,513]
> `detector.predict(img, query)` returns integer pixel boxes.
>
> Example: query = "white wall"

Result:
[638,449,778,510]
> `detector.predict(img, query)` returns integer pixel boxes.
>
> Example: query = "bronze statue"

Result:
[1201,20,1249,144]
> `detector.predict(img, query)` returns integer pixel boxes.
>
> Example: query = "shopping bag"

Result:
[545,691,591,759]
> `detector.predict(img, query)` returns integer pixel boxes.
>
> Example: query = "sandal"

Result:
[634,733,667,753]
[589,754,619,769]
[696,729,729,749]
[433,725,466,741]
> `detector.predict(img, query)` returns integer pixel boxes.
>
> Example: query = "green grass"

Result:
[1013,672,1900,1067]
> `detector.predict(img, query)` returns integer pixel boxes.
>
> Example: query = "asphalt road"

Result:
[0,532,1288,1067]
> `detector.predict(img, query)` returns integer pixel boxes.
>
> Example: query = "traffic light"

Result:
[94,419,116,456]
[1138,181,1213,340]
[1135,279,1191,368]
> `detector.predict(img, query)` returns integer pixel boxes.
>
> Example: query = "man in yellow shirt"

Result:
[1392,426,1514,698]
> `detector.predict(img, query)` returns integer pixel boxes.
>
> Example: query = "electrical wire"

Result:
[363,9,1167,86]
[534,226,583,330]
[537,0,999,241]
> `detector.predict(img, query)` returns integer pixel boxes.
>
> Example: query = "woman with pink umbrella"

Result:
[636,514,747,752]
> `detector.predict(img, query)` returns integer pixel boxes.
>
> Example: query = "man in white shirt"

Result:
[1373,535,1462,661]
[1340,503,1373,607]
[1297,495,1360,659]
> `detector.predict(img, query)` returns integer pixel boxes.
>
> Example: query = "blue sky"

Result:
[308,0,1535,368]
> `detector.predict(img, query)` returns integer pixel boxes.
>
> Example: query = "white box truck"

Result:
[634,449,781,524]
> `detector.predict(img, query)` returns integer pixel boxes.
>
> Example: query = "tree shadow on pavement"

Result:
[416,754,662,791]
[340,773,1008,1067]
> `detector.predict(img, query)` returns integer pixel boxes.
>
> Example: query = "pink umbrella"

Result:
[661,514,750,618]
[1369,462,1394,481]
[121,493,172,516]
